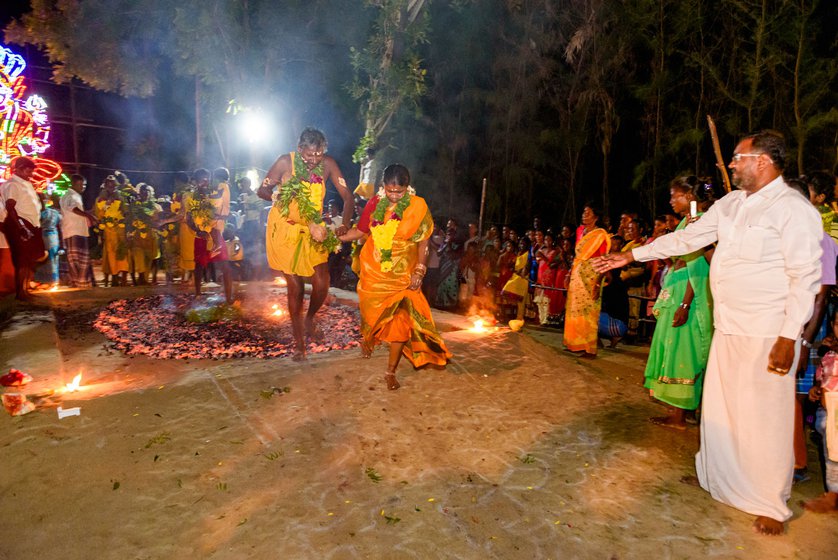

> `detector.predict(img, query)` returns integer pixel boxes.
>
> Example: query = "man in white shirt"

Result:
[0,157,44,300]
[60,174,97,288]
[592,130,822,535]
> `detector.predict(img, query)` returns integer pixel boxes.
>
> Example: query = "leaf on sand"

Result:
[144,432,171,448]
[264,451,281,461]
[384,514,401,525]
[365,467,383,483]
[112,481,120,490]
[260,386,288,399]
[519,454,536,464]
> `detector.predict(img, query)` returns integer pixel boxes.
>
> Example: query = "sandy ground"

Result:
[0,283,836,560]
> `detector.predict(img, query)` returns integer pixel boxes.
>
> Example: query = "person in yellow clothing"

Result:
[127,183,161,285]
[95,175,130,286]
[339,164,451,390]
[172,172,195,280]
[186,168,233,303]
[257,128,354,360]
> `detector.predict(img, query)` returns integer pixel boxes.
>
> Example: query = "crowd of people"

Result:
[2,129,838,531]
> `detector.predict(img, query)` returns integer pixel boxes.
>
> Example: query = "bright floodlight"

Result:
[245,169,260,191]
[239,110,271,144]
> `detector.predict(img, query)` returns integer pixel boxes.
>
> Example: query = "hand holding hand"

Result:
[336,224,348,237]
[308,222,327,242]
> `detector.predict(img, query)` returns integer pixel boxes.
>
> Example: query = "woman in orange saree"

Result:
[340,164,451,390]
[563,205,611,356]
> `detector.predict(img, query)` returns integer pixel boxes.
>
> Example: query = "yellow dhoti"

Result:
[266,154,327,277]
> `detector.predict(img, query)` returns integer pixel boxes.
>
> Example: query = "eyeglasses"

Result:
[730,153,765,162]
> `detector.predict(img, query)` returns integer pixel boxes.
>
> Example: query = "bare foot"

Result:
[384,372,400,390]
[291,343,307,362]
[649,415,687,431]
[305,318,324,342]
[752,516,784,535]
[801,492,838,513]
[360,340,373,358]
[679,475,700,487]
[609,336,622,348]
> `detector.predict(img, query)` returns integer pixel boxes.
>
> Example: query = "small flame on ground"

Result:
[270,304,284,317]
[273,277,287,286]
[470,319,487,333]
[64,373,82,392]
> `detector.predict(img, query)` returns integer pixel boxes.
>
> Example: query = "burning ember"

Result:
[273,277,288,287]
[63,373,82,392]
[468,316,497,334]
[93,295,360,360]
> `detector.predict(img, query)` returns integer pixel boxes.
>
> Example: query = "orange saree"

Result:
[562,227,610,354]
[357,196,451,368]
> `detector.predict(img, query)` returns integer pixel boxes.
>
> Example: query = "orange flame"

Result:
[470,319,487,333]
[64,373,82,392]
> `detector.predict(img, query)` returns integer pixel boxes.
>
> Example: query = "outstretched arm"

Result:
[338,227,367,242]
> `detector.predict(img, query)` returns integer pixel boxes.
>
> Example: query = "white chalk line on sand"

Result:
[206,372,279,446]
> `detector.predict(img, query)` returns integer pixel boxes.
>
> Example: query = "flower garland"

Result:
[96,197,128,259]
[272,153,340,254]
[187,192,217,233]
[369,192,412,272]
[127,200,157,241]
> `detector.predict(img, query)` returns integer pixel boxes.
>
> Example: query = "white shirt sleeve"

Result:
[778,201,822,339]
[632,197,723,262]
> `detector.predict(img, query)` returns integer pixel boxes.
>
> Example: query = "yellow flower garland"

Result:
[370,218,401,272]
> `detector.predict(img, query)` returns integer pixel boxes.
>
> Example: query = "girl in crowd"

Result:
[339,164,451,390]
[644,176,715,429]
[534,233,565,321]
[563,204,610,357]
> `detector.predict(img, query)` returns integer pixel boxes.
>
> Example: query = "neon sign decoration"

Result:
[1,43,61,189]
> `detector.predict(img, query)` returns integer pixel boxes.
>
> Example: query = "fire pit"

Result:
[93,294,360,360]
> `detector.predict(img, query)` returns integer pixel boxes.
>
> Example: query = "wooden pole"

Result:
[707,115,732,193]
[478,177,487,238]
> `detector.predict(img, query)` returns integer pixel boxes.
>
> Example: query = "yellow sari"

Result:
[563,227,611,354]
[266,152,328,276]
[358,196,451,368]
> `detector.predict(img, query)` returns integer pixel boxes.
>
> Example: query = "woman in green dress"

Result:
[644,176,716,429]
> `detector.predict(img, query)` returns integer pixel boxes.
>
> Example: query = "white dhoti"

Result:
[696,333,798,521]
